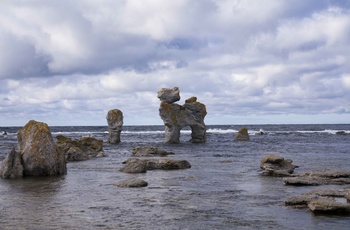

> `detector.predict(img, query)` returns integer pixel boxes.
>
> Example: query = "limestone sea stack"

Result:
[158,87,207,144]
[233,128,250,141]
[106,109,123,144]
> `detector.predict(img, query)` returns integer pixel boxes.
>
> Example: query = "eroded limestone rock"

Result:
[260,154,298,176]
[106,109,123,144]
[114,178,148,188]
[17,120,67,176]
[285,188,350,215]
[56,135,106,161]
[119,158,191,173]
[0,147,24,179]
[233,128,250,141]
[158,87,207,144]
[283,170,350,186]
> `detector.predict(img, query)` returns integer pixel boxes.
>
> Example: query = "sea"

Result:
[0,124,349,230]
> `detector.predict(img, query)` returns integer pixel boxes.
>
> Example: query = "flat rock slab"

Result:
[119,158,191,174]
[283,170,350,186]
[285,188,350,215]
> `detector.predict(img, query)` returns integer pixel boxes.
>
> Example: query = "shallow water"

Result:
[0,124,350,229]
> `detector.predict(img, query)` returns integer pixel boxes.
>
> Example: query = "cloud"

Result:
[0,0,350,125]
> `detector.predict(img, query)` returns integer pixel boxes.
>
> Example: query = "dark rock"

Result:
[106,109,123,144]
[260,154,297,176]
[233,128,250,141]
[17,120,67,177]
[0,147,24,179]
[308,200,350,214]
[56,135,106,161]
[132,146,174,157]
[119,158,147,173]
[114,178,148,188]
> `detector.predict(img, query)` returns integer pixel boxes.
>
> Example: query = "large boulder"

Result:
[260,154,298,176]
[17,120,67,176]
[233,128,250,141]
[132,146,174,157]
[56,135,106,161]
[119,158,191,173]
[106,109,123,144]
[0,147,24,179]
[158,87,207,144]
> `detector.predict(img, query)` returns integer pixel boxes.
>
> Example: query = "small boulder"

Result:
[132,146,174,157]
[119,158,147,173]
[157,87,180,103]
[233,128,250,141]
[114,178,148,188]
[260,154,297,176]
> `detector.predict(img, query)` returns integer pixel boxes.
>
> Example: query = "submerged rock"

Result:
[158,87,207,144]
[115,178,148,188]
[56,135,106,161]
[17,120,67,177]
[233,128,250,141]
[119,158,191,173]
[106,109,123,144]
[260,154,298,176]
[0,147,24,179]
[132,146,174,157]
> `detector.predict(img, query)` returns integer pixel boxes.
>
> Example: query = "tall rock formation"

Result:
[158,87,207,144]
[106,109,123,144]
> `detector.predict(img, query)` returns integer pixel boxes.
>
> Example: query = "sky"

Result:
[1,0,350,126]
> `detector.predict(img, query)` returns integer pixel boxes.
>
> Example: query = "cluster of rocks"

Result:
[116,145,191,188]
[0,120,67,178]
[260,153,350,215]
[56,135,107,161]
[157,87,207,144]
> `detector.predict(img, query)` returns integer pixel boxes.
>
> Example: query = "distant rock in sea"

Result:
[233,128,250,141]
[106,109,123,144]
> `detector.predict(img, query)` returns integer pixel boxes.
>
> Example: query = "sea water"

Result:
[0,124,349,229]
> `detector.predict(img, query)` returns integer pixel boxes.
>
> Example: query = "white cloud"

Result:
[0,0,350,125]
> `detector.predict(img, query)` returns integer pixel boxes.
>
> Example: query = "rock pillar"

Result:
[106,109,123,144]
[158,87,207,144]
